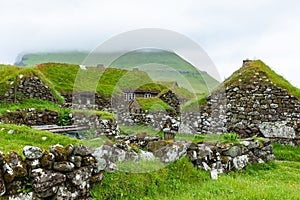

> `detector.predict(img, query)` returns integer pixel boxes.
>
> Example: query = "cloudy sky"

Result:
[1,0,300,86]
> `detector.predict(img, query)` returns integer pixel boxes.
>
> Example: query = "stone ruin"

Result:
[181,60,300,145]
[0,75,58,104]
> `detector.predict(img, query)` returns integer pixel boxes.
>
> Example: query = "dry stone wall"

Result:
[0,75,58,103]
[181,70,300,145]
[0,109,59,126]
[0,144,102,200]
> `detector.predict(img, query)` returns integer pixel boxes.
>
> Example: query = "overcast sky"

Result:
[1,0,300,86]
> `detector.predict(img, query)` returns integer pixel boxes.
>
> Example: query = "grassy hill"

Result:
[36,63,163,97]
[15,50,220,95]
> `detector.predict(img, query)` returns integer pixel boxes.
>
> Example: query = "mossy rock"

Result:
[146,141,168,152]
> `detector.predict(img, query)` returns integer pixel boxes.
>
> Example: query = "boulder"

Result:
[23,146,44,160]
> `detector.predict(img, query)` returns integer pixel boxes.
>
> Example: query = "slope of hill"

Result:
[36,63,164,96]
[15,50,220,95]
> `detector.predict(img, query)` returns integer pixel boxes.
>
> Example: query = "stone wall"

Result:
[187,138,275,179]
[0,109,59,126]
[116,109,180,132]
[61,92,111,111]
[0,144,102,199]
[72,112,120,138]
[0,109,120,139]
[180,70,300,145]
[159,90,180,116]
[0,135,276,198]
[0,75,58,104]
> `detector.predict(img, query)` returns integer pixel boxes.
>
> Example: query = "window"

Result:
[144,93,151,98]
[125,93,135,101]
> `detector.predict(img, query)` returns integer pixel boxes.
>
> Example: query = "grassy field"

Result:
[91,154,300,200]
[91,126,300,199]
[0,123,299,199]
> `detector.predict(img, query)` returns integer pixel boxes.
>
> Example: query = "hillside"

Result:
[36,62,165,96]
[15,50,220,95]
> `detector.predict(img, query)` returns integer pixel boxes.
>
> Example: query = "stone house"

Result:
[123,89,160,101]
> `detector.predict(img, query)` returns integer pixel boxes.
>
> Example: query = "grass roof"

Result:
[223,60,300,98]
[135,97,174,112]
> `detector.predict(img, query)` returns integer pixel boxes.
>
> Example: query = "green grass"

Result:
[91,156,300,200]
[72,109,115,120]
[17,50,220,95]
[0,123,82,155]
[181,93,207,112]
[272,143,300,162]
[223,60,300,98]
[36,63,164,97]
[135,98,175,112]
[0,99,63,115]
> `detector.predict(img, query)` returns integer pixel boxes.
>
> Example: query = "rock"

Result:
[31,168,66,198]
[8,192,34,200]
[68,155,82,168]
[82,156,96,166]
[258,121,296,138]
[94,158,107,172]
[146,140,168,152]
[233,155,248,170]
[0,170,6,197]
[50,144,67,162]
[139,150,155,161]
[73,145,93,157]
[224,146,242,157]
[3,152,27,183]
[40,151,55,169]
[55,186,79,200]
[23,146,43,160]
[154,141,191,163]
[53,162,75,172]
[210,169,218,180]
[67,166,93,188]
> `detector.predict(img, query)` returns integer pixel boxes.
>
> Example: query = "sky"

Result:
[0,0,300,86]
